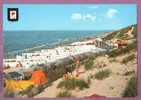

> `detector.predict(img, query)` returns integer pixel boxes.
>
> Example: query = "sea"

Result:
[3,31,110,58]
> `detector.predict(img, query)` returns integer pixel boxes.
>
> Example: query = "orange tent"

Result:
[31,69,48,85]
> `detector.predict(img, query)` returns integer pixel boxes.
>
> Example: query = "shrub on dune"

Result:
[122,54,135,64]
[84,59,94,70]
[122,76,137,97]
[57,78,89,90]
[57,90,72,97]
[95,69,111,80]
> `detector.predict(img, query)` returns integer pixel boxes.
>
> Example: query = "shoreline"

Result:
[4,32,111,71]
[4,31,110,58]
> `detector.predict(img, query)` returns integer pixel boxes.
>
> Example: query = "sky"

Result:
[3,4,137,31]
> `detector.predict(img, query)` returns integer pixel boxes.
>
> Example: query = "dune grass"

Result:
[95,69,111,80]
[84,59,94,70]
[122,54,135,64]
[4,90,15,97]
[123,76,137,97]
[103,24,136,40]
[57,90,72,97]
[57,78,89,90]
[114,32,128,39]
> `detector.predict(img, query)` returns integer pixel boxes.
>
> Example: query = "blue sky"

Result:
[3,4,137,31]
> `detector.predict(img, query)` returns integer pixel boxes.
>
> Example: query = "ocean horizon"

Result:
[3,30,111,58]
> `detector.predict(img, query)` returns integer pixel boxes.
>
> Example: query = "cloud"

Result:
[71,13,82,20]
[106,8,118,18]
[71,13,96,21]
[83,14,96,21]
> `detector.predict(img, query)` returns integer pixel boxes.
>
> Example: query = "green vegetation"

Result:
[57,91,72,97]
[103,31,117,41]
[103,24,137,40]
[122,54,136,64]
[131,24,137,38]
[114,32,127,39]
[57,78,89,90]
[84,59,94,70]
[95,69,111,80]
[4,91,15,97]
[123,76,137,97]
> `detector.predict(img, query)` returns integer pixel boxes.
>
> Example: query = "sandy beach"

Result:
[34,51,137,98]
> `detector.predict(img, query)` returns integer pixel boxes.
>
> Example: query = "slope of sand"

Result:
[34,51,137,98]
